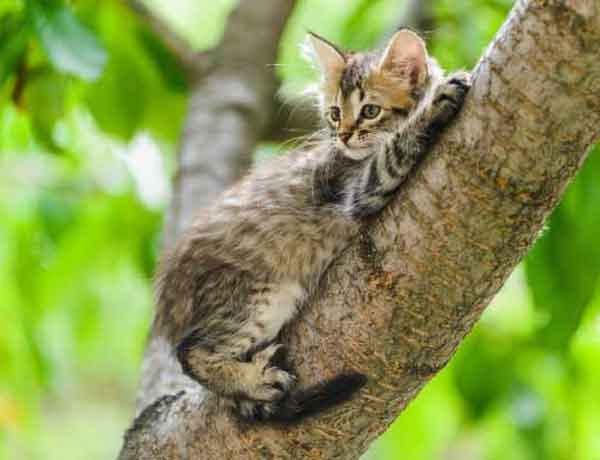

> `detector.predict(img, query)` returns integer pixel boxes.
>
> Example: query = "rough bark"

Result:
[120,0,600,458]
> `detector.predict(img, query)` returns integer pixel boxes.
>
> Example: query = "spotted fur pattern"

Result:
[152,29,471,422]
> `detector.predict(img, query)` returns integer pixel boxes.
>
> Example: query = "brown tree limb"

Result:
[121,0,600,458]
[10,52,27,109]
[122,0,209,79]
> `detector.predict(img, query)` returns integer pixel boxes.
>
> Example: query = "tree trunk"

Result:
[120,0,600,458]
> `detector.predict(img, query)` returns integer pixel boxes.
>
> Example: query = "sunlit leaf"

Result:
[84,2,185,141]
[85,44,148,139]
[30,2,107,81]
[452,332,521,418]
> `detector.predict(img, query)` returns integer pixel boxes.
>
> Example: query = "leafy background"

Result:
[1,1,600,459]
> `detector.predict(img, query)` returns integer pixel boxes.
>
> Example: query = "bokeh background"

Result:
[1,0,600,459]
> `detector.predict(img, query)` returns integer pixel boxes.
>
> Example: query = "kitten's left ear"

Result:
[304,32,346,81]
[379,29,428,87]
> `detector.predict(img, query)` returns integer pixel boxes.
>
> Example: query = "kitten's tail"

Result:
[270,372,367,424]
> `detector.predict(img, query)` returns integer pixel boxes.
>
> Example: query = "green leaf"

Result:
[83,3,149,139]
[137,27,187,92]
[0,0,23,17]
[525,145,600,349]
[85,43,148,140]
[30,1,107,81]
[84,2,186,141]
[339,0,388,49]
[24,71,67,150]
[0,14,30,87]
[451,331,521,418]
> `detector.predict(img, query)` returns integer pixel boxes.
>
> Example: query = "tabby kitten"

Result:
[151,29,470,422]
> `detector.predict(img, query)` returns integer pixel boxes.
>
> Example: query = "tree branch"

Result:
[121,0,600,458]
[122,0,209,79]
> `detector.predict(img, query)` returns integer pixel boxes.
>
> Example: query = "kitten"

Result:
[151,29,470,423]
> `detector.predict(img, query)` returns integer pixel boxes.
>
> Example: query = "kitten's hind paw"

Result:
[232,344,295,423]
[242,344,296,403]
[232,372,368,424]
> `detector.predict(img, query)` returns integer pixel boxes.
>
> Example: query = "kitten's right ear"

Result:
[304,32,346,80]
[379,29,428,87]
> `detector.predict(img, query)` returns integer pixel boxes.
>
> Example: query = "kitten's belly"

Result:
[235,219,355,346]
[240,281,305,343]
[259,281,305,338]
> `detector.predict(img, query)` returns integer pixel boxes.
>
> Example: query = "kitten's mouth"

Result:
[339,143,374,160]
[337,137,377,151]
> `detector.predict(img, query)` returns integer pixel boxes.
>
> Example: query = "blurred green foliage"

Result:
[1,1,600,459]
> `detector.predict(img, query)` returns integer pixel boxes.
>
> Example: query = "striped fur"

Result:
[150,30,470,423]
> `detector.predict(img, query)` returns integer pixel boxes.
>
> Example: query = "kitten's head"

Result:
[304,30,430,158]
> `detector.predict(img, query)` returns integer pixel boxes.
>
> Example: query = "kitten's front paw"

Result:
[430,71,471,127]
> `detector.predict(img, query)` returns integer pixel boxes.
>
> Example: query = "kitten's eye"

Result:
[329,106,340,123]
[361,104,381,119]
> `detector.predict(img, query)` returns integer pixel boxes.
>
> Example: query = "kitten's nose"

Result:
[339,132,352,144]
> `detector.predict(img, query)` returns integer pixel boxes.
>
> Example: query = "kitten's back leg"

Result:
[175,279,304,421]
[177,333,296,420]
[175,278,365,422]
